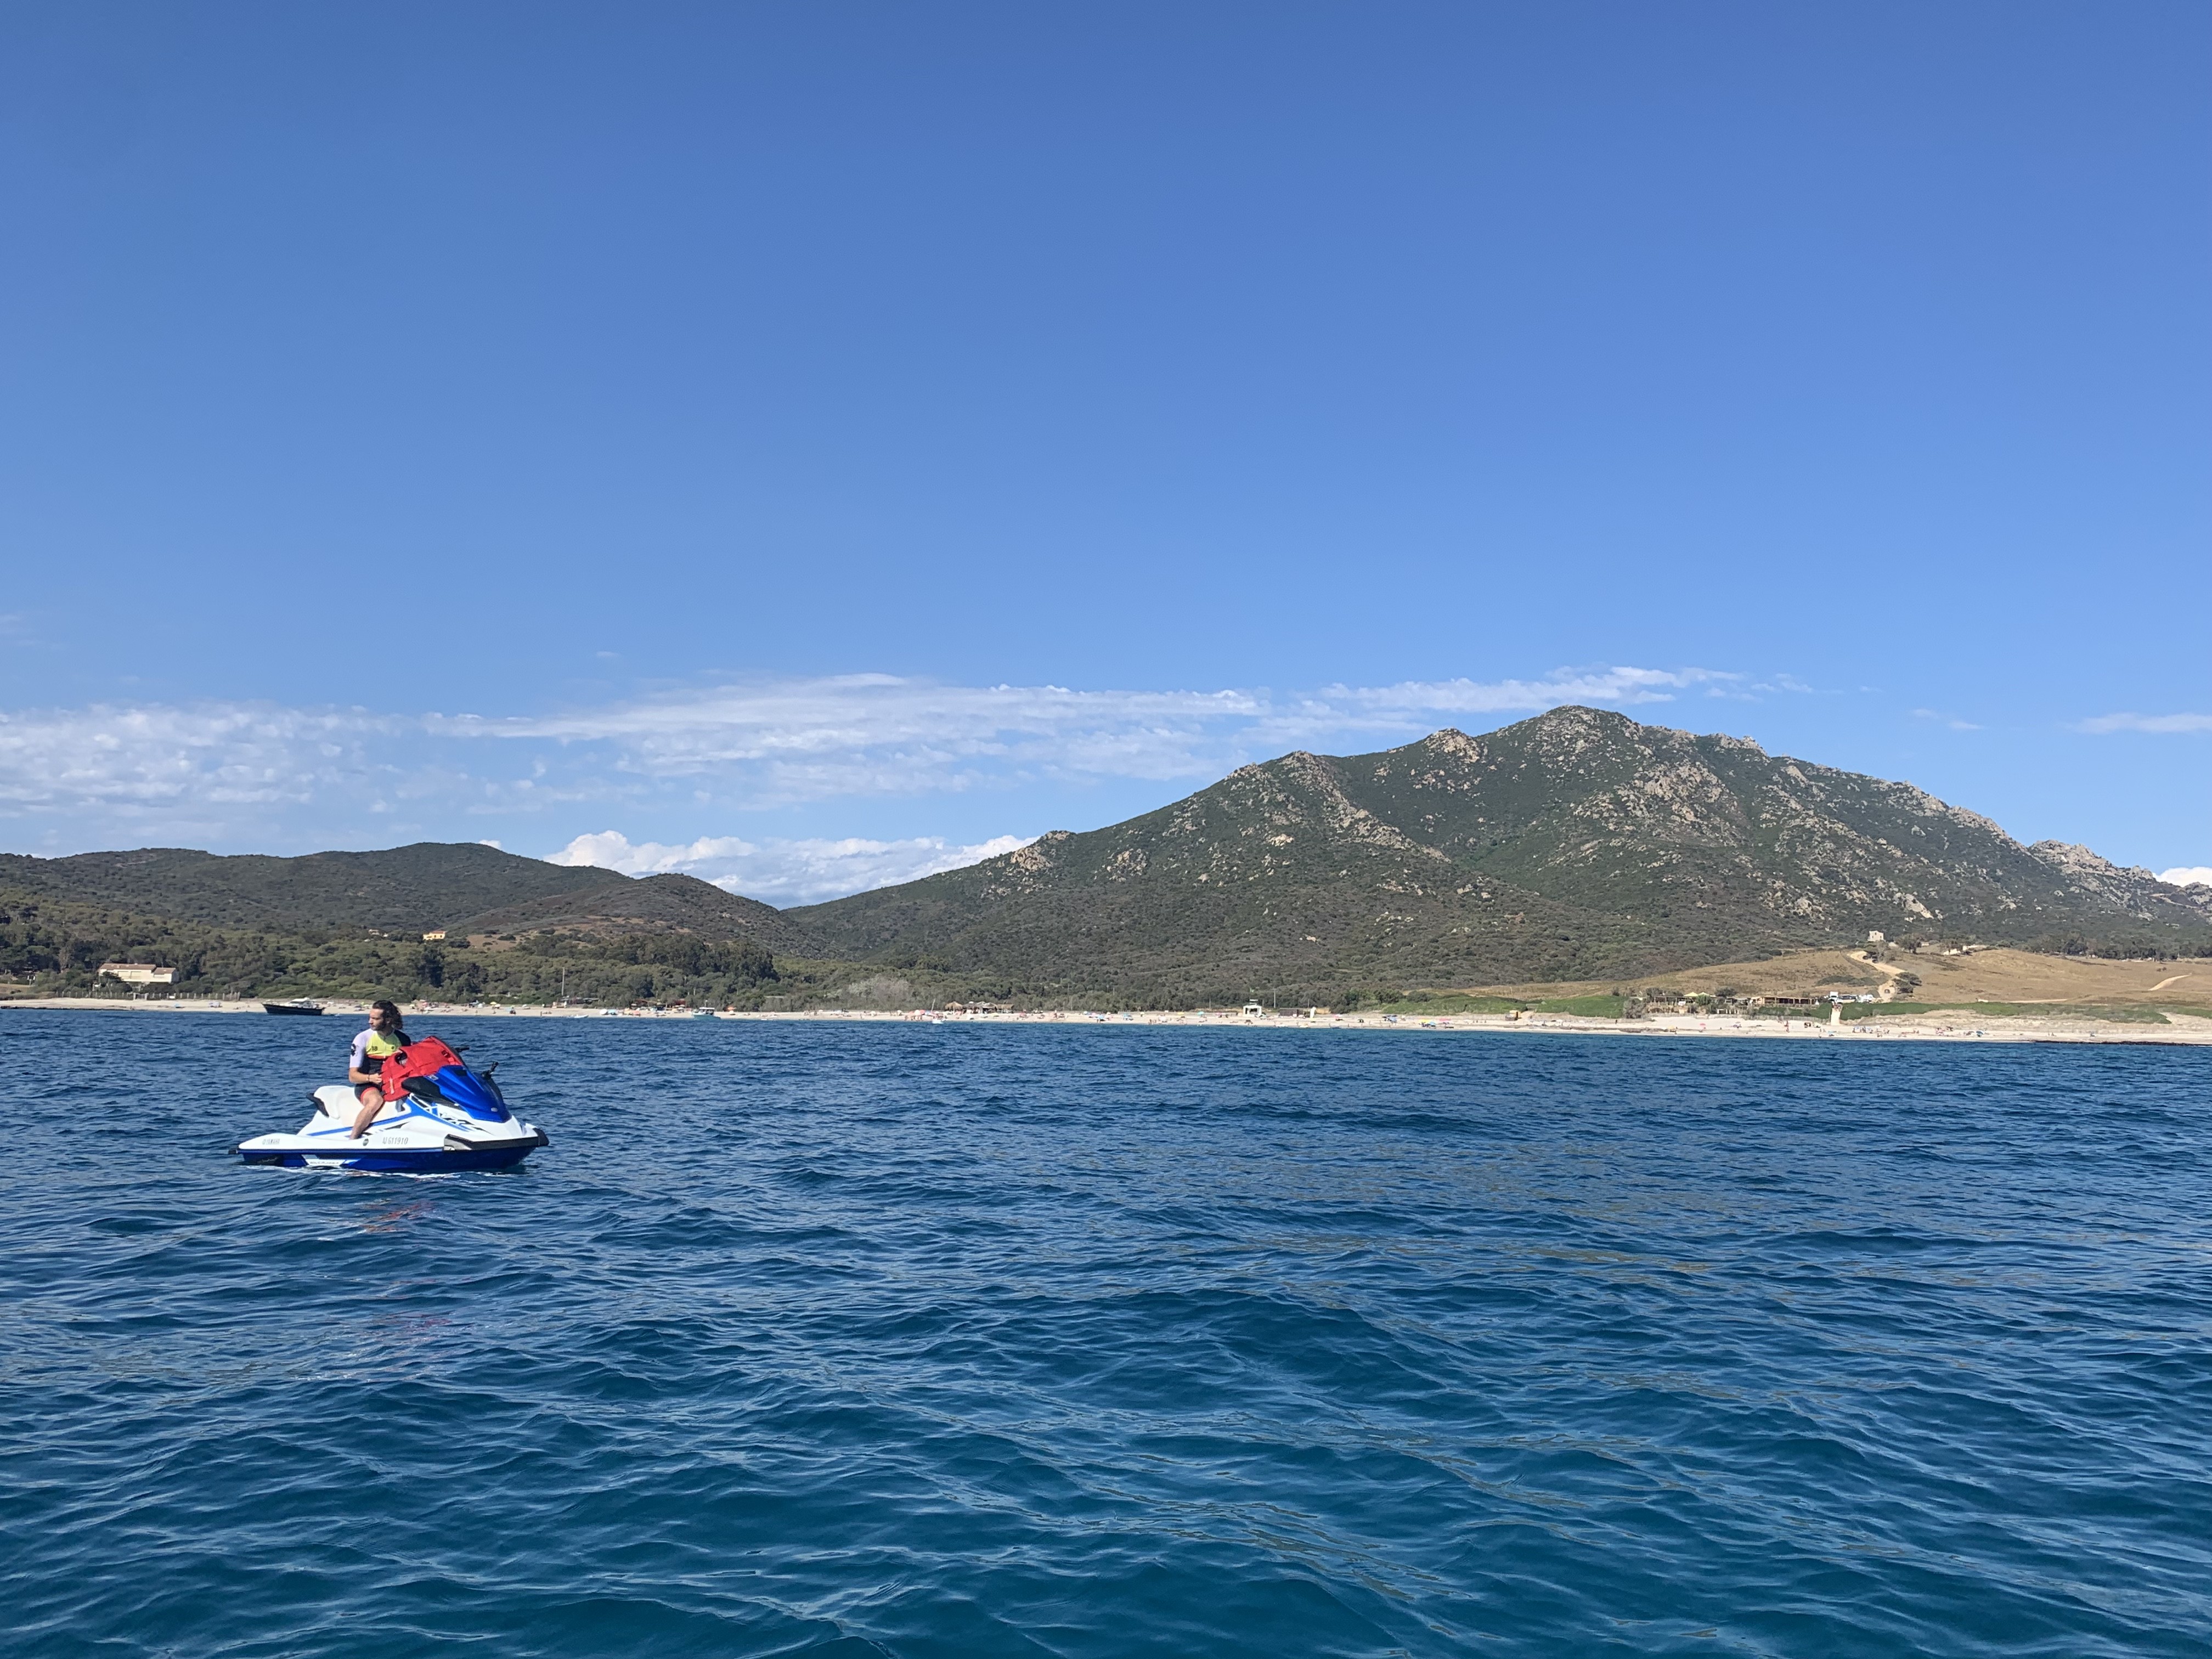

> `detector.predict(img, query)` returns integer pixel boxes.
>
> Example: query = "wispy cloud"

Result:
[0,701,394,822]
[436,676,1265,793]
[2159,867,2212,890]
[2075,712,2212,735]
[1911,708,1982,731]
[432,667,1756,801]
[548,828,1036,905]
[0,665,1790,851]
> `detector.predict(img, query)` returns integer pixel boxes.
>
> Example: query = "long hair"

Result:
[371,999,409,1038]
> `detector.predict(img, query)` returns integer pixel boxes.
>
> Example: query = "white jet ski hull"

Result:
[238,1085,549,1172]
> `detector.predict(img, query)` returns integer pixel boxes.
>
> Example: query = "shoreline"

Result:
[8,996,2209,1047]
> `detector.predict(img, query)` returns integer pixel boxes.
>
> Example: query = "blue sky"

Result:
[2,2,2207,901]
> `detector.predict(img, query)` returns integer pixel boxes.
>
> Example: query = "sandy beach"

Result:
[10,996,2210,1046]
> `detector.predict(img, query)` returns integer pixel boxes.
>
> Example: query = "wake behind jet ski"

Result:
[236,1032,549,1172]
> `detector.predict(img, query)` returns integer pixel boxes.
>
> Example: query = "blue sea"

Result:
[4,1010,2210,1657]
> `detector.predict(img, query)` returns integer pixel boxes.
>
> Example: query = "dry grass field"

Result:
[1462,949,2212,1015]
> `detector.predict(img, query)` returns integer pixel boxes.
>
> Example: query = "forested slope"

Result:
[0,842,627,935]
[0,886,789,1008]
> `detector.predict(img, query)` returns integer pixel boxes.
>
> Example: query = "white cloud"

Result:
[435,675,1264,792]
[0,701,392,821]
[2075,712,2212,735]
[548,828,1035,904]
[2158,867,2212,890]
[432,667,1756,801]
[0,665,1791,849]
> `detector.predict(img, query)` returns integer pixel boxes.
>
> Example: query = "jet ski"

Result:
[236,1035,549,1172]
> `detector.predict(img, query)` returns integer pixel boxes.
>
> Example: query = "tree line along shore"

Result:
[12,944,2208,1041]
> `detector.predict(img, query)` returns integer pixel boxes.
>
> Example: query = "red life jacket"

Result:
[379,1035,466,1099]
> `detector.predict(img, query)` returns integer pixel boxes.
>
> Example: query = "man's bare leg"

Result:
[349,1087,386,1139]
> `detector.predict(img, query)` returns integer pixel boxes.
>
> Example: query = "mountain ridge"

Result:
[0,842,628,936]
[5,706,2204,1006]
[785,706,2211,1000]
[456,871,821,956]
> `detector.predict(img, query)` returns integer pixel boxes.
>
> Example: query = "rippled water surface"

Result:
[5,1010,2211,1657]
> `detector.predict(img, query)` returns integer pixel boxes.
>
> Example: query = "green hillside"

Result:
[0,845,811,1008]
[0,885,793,1009]
[459,871,818,956]
[0,842,626,935]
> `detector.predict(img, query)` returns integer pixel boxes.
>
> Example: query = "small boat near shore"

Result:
[262,999,326,1016]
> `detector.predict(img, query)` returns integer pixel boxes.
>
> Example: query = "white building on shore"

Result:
[98,962,176,986]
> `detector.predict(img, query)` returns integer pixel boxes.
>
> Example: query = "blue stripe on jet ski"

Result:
[236,1128,548,1170]
[236,1144,540,1171]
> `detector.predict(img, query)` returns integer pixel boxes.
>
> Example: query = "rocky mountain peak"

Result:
[1417,728,1484,763]
[786,709,2212,995]
[2030,840,2123,876]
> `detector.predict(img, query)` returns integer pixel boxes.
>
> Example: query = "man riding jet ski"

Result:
[236,1003,549,1172]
